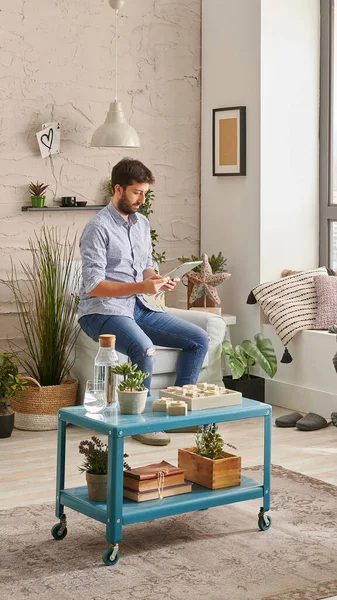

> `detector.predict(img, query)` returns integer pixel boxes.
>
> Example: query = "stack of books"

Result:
[123,460,192,502]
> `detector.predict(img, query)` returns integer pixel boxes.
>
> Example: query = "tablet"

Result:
[163,260,203,281]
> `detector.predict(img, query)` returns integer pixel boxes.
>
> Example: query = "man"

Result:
[78,158,209,446]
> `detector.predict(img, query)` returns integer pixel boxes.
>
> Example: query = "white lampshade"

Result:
[91,100,140,148]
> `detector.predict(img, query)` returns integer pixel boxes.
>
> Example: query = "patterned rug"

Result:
[1,465,337,600]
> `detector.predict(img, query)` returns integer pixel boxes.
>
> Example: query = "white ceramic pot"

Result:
[118,390,148,414]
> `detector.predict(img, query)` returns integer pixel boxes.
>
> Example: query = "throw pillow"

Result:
[248,267,328,346]
[314,275,337,329]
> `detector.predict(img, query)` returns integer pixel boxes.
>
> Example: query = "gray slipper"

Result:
[275,412,303,428]
[296,413,329,431]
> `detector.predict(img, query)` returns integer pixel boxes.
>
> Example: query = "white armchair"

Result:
[71,308,228,403]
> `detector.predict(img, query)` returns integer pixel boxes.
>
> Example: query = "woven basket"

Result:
[11,376,78,431]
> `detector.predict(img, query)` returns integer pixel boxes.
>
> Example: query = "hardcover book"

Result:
[124,460,184,481]
[123,482,192,502]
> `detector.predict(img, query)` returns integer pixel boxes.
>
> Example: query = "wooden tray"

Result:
[159,388,242,411]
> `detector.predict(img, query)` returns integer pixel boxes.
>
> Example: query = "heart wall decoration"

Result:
[36,122,60,159]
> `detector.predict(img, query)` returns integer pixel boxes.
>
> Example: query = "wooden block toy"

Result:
[168,401,188,416]
[152,398,172,412]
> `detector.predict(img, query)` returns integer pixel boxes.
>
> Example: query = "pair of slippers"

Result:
[275,412,331,431]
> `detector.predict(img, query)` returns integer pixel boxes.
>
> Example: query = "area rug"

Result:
[1,465,337,600]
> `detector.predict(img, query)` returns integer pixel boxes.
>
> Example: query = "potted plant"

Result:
[79,436,130,502]
[222,333,277,403]
[178,252,227,308]
[0,353,28,438]
[178,425,240,489]
[1,227,81,430]
[29,181,49,208]
[111,363,150,414]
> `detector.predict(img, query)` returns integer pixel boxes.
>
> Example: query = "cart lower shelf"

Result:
[60,475,264,526]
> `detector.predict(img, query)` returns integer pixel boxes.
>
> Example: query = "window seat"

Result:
[262,324,337,418]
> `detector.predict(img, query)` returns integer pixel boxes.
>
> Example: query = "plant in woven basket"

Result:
[0,352,28,415]
[195,425,237,460]
[2,227,81,386]
[78,436,130,475]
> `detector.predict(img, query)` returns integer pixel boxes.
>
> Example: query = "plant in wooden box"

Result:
[222,333,277,403]
[112,363,150,415]
[79,436,130,502]
[1,227,81,430]
[29,181,49,208]
[0,352,28,438]
[178,425,240,490]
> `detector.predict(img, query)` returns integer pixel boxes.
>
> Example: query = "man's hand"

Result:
[159,277,180,293]
[141,274,170,295]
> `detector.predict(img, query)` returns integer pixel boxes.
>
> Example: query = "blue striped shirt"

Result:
[78,202,164,319]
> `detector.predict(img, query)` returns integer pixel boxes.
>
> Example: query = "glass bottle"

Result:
[94,334,118,410]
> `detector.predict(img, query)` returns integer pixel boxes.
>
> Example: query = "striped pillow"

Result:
[250,267,328,345]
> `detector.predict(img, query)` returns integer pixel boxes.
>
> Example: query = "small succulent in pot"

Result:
[29,181,49,207]
[111,363,150,415]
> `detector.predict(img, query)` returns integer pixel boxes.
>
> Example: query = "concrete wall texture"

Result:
[0,0,201,345]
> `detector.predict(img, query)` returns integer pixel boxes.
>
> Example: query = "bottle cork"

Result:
[99,334,116,348]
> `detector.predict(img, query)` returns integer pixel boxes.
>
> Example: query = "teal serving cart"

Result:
[52,398,272,565]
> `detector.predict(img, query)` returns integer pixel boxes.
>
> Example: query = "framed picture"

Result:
[212,106,246,176]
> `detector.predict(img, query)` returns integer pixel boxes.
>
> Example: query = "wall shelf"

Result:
[21,205,106,212]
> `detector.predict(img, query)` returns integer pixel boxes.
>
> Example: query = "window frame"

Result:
[320,0,337,267]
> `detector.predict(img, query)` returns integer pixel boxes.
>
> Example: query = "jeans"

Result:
[79,298,209,393]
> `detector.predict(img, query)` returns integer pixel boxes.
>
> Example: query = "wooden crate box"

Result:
[178,447,241,490]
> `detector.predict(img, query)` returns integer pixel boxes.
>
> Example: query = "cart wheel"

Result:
[51,523,68,540]
[102,547,120,566]
[258,514,272,531]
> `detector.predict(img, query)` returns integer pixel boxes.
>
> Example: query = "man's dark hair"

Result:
[111,158,155,191]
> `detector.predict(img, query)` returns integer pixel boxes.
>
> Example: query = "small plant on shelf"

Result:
[29,181,49,208]
[78,436,130,475]
[195,425,237,460]
[0,352,28,438]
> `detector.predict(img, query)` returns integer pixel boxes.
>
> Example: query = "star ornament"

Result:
[187,254,231,305]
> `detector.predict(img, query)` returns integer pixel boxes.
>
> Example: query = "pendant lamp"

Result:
[91,0,140,148]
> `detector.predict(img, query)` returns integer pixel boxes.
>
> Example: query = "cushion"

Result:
[314,275,337,329]
[250,267,328,345]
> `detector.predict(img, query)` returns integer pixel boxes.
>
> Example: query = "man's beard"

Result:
[117,191,140,215]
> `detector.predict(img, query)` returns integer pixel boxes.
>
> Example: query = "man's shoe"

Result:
[131,431,171,446]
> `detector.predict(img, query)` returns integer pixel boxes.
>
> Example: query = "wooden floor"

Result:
[1,405,336,510]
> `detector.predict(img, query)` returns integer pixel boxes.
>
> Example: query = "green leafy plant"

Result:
[29,181,49,197]
[112,362,149,392]
[178,252,227,274]
[195,425,237,460]
[103,181,166,265]
[2,227,81,386]
[78,436,130,475]
[0,352,28,415]
[222,333,277,380]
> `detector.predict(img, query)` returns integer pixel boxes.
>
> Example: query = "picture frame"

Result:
[212,106,246,176]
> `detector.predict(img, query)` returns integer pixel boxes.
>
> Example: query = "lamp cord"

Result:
[115,9,118,102]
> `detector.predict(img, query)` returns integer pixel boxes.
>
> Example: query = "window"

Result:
[320,0,337,269]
